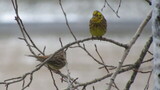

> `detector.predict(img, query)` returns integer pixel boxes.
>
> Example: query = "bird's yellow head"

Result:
[92,10,104,23]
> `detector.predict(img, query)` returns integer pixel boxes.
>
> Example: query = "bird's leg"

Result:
[97,36,103,41]
[91,36,94,39]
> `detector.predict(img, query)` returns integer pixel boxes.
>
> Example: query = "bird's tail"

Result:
[27,55,47,62]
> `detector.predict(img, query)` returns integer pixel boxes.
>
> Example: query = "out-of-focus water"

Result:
[0,0,151,23]
[0,26,153,90]
[0,0,153,90]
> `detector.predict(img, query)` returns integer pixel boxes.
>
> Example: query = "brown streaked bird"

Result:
[28,50,66,71]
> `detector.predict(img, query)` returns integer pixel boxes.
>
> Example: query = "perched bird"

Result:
[28,50,66,71]
[89,10,107,38]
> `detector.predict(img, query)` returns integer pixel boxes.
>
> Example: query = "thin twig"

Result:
[66,62,72,89]
[147,50,153,55]
[22,79,25,89]
[59,38,63,47]
[58,0,77,41]
[113,82,120,90]
[99,63,133,70]
[42,46,46,55]
[101,0,120,18]
[92,86,95,90]
[94,44,109,73]
[136,70,152,73]
[6,85,8,90]
[116,0,122,15]
[11,0,44,56]
[106,82,119,90]
[49,69,59,90]
[144,70,153,90]
[22,74,33,90]
[80,44,104,65]
[142,58,153,63]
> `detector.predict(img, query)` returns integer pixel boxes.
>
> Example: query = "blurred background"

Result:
[0,0,153,90]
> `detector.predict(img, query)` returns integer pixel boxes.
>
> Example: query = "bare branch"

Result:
[101,0,121,18]
[92,86,95,90]
[3,0,152,89]
[144,70,153,90]
[11,0,44,56]
[73,62,141,89]
[49,69,59,90]
[107,10,152,90]
[94,44,109,73]
[79,44,104,65]
[116,0,122,15]
[147,50,153,55]
[22,74,33,90]
[58,0,77,41]
[42,46,46,55]
[142,58,153,63]
[124,36,152,90]
[59,38,63,47]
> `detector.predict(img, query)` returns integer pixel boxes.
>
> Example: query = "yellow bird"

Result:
[89,10,107,38]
